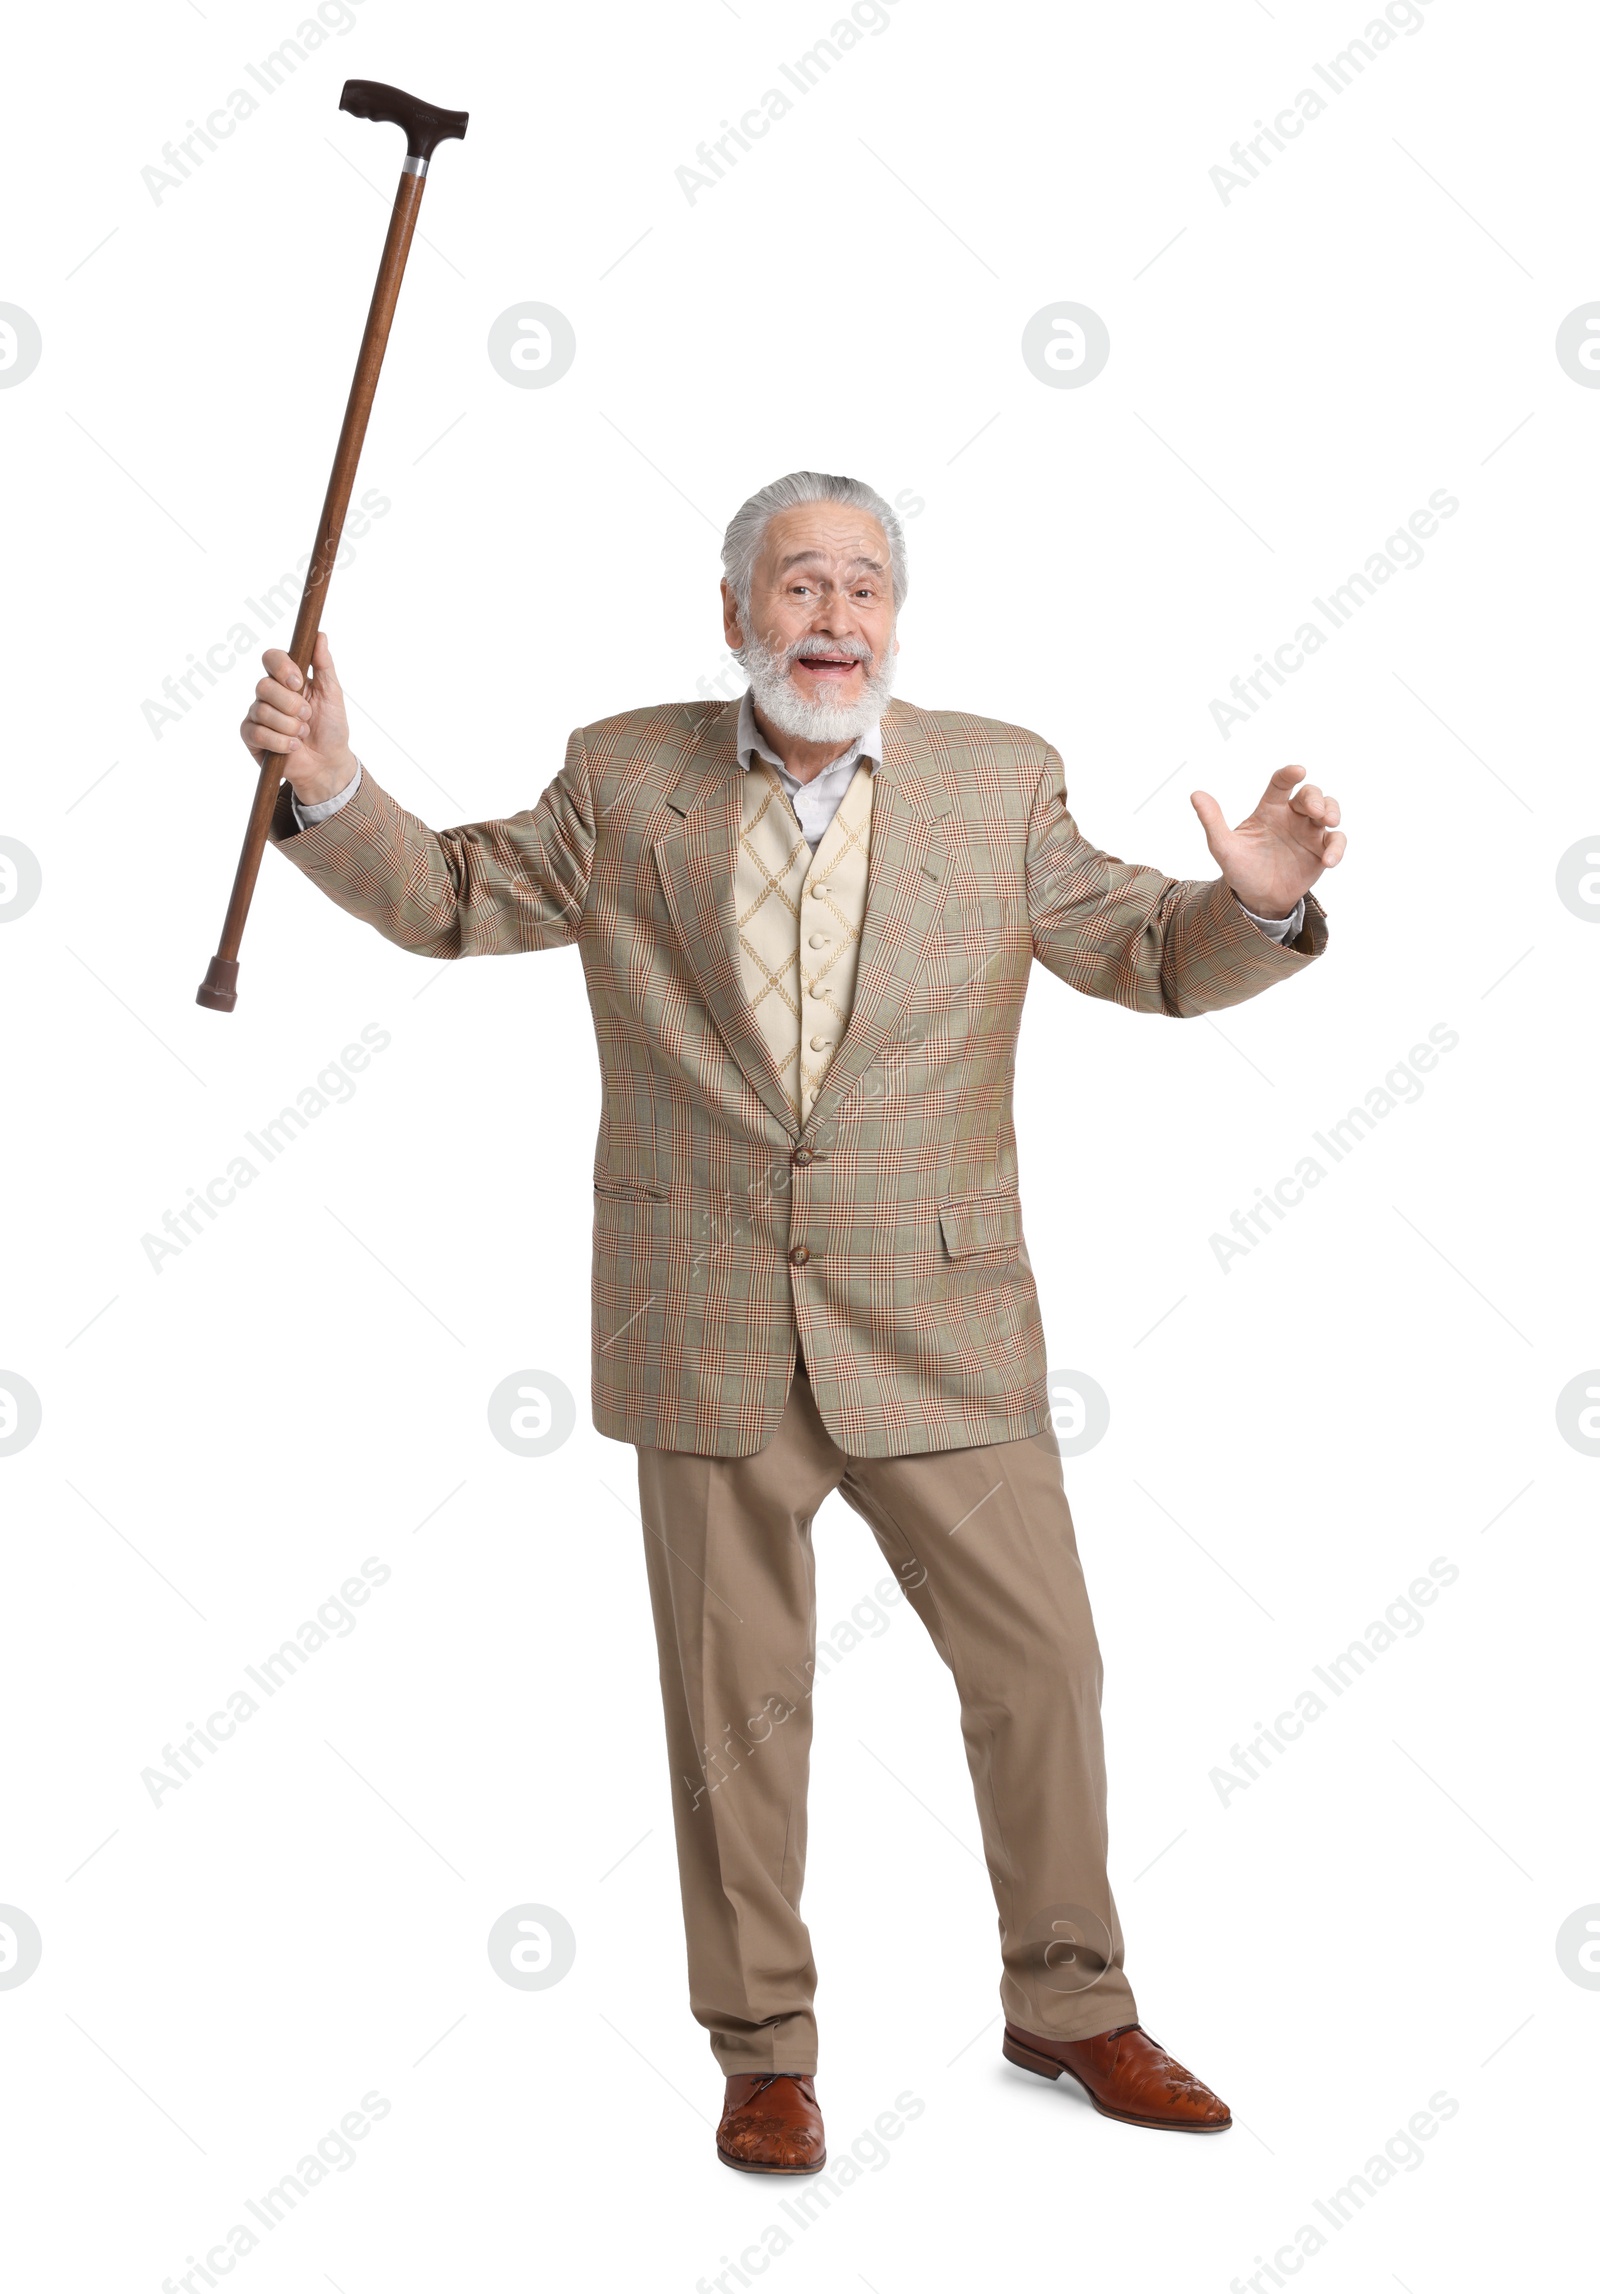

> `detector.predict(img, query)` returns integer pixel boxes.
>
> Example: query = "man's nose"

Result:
[809,593,860,638]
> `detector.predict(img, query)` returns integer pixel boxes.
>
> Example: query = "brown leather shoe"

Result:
[716,2072,827,2174]
[1003,2021,1231,2132]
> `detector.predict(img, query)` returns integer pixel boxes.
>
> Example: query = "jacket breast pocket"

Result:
[938,1189,1022,1269]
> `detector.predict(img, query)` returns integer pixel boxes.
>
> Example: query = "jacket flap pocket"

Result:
[594,1175,667,1202]
[938,1190,1021,1258]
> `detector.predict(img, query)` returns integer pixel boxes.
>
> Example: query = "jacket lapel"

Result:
[651,704,800,1138]
[800,701,954,1143]
[650,697,955,1147]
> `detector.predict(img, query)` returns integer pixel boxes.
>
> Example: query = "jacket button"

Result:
[788,1244,811,1267]
[791,1147,815,1167]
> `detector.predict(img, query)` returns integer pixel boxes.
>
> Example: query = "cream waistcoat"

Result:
[733,756,875,1120]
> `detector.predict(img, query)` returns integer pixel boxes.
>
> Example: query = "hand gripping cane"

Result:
[196,79,467,1012]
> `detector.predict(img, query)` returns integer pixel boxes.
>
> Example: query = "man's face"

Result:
[722,503,898,738]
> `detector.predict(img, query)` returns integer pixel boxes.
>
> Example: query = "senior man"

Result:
[241,470,1342,2173]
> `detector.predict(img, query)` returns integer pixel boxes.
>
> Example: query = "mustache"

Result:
[792,634,872,659]
[763,632,878,669]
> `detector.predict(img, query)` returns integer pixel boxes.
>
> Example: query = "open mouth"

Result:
[793,653,864,683]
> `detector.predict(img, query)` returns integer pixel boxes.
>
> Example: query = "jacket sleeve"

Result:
[265,726,596,959]
[1025,743,1327,1015]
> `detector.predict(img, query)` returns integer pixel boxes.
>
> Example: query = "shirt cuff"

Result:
[291,761,362,831]
[1234,893,1304,944]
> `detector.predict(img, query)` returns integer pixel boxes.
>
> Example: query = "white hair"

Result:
[721,470,908,624]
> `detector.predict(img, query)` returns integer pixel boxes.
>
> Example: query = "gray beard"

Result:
[739,633,895,746]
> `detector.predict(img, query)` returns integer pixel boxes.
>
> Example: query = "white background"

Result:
[1,0,1593,2286]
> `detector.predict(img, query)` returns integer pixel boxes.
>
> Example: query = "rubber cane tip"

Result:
[196,956,240,1013]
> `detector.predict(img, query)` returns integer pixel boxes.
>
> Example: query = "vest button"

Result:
[788,1244,812,1267]
[810,882,830,898]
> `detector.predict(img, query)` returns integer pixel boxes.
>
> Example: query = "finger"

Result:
[305,633,344,716]
[249,709,304,743]
[255,676,311,720]
[242,717,299,755]
[1320,830,1347,867]
[1189,789,1227,839]
[309,630,342,693]
[1265,763,1306,794]
[262,647,304,693]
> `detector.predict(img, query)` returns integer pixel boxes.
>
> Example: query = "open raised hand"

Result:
[1189,764,1345,919]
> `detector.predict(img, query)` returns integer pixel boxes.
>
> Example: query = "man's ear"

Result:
[720,579,744,652]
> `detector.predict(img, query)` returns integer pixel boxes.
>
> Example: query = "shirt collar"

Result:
[734,687,883,781]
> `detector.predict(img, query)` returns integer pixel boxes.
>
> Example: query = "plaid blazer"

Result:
[269,697,1327,1457]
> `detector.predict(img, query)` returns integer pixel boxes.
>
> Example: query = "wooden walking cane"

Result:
[196,79,468,1012]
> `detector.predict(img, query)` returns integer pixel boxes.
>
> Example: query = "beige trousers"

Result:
[636,1362,1137,2073]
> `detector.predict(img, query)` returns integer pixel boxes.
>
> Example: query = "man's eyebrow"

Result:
[775,549,887,575]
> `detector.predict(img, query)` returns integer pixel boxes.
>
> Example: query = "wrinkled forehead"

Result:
[754,503,892,586]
